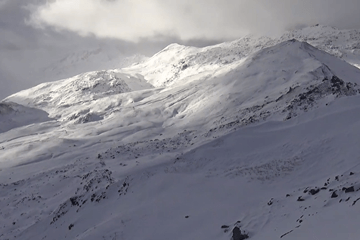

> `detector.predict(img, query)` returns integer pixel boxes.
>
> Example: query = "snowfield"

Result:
[1,26,360,240]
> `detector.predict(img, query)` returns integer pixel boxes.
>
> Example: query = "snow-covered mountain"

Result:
[2,27,360,240]
[0,42,147,100]
[280,25,360,67]
[123,25,360,89]
[0,102,51,134]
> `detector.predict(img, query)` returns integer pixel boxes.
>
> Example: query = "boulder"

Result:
[232,227,249,240]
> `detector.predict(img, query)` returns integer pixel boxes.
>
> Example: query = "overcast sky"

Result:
[1,0,360,100]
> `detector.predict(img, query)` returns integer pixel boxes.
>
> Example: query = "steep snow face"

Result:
[2,39,360,240]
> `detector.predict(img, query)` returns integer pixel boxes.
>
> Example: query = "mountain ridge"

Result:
[2,30,360,240]
[120,25,360,90]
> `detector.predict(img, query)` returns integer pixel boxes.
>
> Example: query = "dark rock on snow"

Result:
[309,188,320,195]
[232,227,249,240]
[331,191,338,198]
[344,186,355,193]
[297,196,305,202]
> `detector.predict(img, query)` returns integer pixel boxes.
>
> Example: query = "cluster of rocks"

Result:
[284,75,359,120]
[98,130,198,162]
[295,172,359,205]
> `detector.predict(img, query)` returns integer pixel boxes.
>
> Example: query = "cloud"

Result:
[28,0,251,41]
[0,0,8,9]
[29,0,360,42]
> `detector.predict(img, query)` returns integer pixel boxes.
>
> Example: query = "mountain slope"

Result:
[5,70,154,123]
[123,37,276,88]
[122,25,360,91]
[0,102,51,134]
[280,25,360,67]
[0,42,147,100]
[6,40,360,134]
[1,39,360,240]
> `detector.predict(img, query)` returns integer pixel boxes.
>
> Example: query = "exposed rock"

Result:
[309,188,320,195]
[352,198,360,206]
[297,196,305,201]
[70,197,80,206]
[344,186,355,193]
[232,227,249,240]
[331,191,338,198]
[280,230,293,238]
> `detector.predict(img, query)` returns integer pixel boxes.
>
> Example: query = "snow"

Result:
[1,28,360,240]
[5,70,154,123]
[0,102,52,134]
[280,25,360,67]
[0,42,147,100]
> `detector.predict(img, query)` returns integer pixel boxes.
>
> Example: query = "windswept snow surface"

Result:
[1,39,360,240]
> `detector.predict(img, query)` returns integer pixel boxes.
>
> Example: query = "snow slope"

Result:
[0,42,147,100]
[123,25,360,90]
[280,25,360,67]
[123,38,275,87]
[6,70,154,123]
[0,102,51,134]
[1,39,360,240]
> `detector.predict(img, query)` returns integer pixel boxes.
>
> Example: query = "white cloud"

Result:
[23,0,360,42]
[29,0,252,42]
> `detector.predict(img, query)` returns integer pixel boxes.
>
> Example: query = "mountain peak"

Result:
[3,28,360,240]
